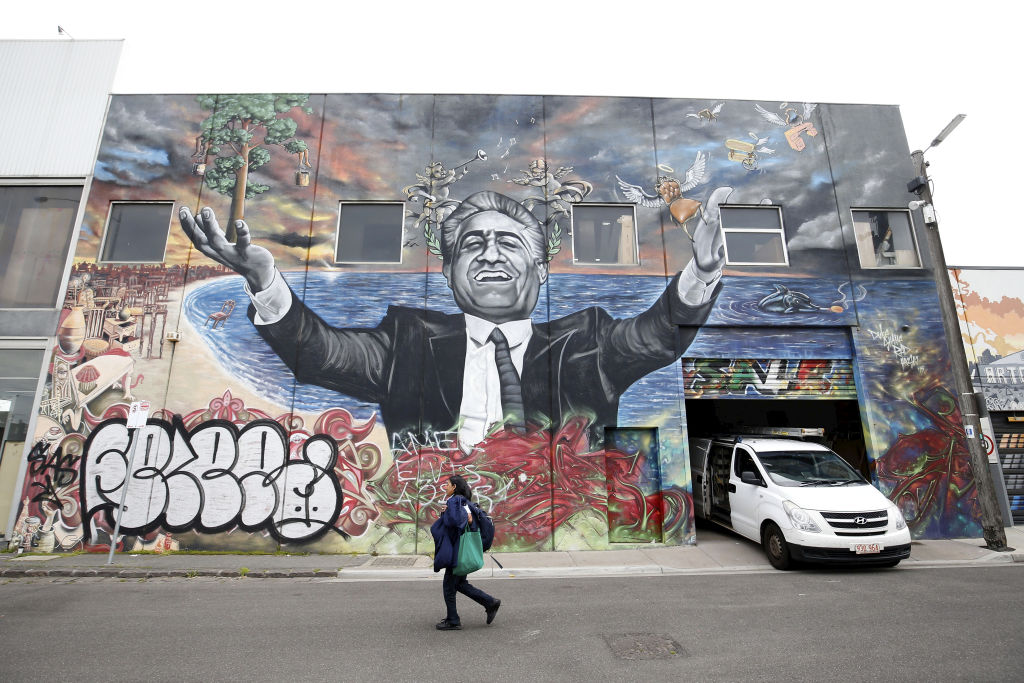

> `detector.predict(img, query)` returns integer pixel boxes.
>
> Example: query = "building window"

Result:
[99,202,174,263]
[571,204,638,265]
[720,205,788,265]
[335,202,404,264]
[0,185,82,308]
[0,343,47,531]
[852,209,921,268]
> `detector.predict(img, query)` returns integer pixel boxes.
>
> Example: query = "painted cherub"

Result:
[403,161,467,234]
[615,151,710,238]
[508,158,593,227]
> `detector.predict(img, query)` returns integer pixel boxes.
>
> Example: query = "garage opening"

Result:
[685,398,870,478]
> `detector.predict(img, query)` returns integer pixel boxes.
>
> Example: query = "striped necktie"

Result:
[487,328,525,429]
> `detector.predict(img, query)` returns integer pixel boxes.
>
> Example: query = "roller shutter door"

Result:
[683,358,857,400]
[992,414,1024,524]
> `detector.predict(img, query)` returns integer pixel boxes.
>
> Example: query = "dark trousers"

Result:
[442,567,495,624]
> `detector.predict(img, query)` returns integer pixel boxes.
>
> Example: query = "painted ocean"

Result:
[184,272,943,423]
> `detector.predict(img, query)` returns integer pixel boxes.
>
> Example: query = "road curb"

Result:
[494,565,663,578]
[0,568,339,579]
[2,549,1022,580]
[337,568,435,580]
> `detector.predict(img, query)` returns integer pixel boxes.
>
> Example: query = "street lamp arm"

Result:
[927,113,967,151]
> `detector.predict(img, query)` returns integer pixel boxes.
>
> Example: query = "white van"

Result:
[689,430,912,569]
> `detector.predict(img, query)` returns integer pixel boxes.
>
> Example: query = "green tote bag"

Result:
[454,520,484,576]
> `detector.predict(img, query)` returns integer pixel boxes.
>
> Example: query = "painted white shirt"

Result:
[457,314,532,449]
[246,262,718,448]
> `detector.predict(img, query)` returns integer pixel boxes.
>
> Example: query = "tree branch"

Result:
[250,121,267,149]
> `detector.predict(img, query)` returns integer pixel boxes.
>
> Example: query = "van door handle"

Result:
[728,483,736,493]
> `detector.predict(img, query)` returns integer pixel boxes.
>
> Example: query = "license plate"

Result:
[852,543,882,554]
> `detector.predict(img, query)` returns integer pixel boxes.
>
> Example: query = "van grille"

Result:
[820,510,888,530]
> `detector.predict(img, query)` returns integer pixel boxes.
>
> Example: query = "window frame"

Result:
[334,200,406,265]
[850,207,922,270]
[569,202,640,266]
[719,204,790,267]
[97,200,175,264]
[0,180,86,309]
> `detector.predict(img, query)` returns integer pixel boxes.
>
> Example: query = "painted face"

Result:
[443,211,547,323]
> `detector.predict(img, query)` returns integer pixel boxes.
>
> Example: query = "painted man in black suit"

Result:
[179,187,730,450]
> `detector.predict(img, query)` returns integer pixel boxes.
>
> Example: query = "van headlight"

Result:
[783,500,821,533]
[890,506,907,530]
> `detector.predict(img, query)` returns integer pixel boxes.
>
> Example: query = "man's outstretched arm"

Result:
[179,207,392,401]
[598,186,731,390]
[676,186,730,308]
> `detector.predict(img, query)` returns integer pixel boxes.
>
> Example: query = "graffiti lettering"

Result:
[27,440,80,507]
[80,416,344,543]
[388,430,458,507]
[984,364,1024,385]
[387,430,513,512]
[684,358,854,397]
[868,325,920,370]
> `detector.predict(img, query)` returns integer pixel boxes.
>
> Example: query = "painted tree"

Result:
[196,94,313,241]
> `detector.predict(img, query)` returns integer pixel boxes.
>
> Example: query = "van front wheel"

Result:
[763,522,793,570]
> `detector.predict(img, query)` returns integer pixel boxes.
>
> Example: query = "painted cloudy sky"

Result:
[81,92,907,277]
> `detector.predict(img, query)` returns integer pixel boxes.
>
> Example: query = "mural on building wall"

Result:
[952,267,1024,410]
[852,287,983,538]
[10,94,987,555]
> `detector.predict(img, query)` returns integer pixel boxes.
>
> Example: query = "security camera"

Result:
[908,200,927,211]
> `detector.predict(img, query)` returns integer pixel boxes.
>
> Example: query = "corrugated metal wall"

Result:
[0,40,122,176]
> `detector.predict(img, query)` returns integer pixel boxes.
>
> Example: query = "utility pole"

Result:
[909,115,1009,549]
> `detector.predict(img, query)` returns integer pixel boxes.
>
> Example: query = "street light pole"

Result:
[909,115,1008,550]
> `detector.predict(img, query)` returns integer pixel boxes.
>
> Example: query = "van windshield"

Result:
[755,450,867,487]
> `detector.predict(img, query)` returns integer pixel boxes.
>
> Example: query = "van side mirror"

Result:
[740,470,763,486]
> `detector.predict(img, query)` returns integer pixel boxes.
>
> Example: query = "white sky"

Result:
[6,1,1021,267]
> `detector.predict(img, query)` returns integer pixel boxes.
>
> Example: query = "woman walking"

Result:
[431,474,501,630]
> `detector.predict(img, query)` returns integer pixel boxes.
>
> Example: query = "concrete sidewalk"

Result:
[3,526,1023,580]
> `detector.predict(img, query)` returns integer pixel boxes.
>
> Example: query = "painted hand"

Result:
[179,207,276,292]
[690,187,731,277]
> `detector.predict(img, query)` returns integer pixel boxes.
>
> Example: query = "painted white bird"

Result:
[748,131,771,147]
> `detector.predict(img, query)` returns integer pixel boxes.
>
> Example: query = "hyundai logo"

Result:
[853,516,867,525]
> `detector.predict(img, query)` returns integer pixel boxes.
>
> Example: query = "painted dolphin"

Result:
[757,284,830,313]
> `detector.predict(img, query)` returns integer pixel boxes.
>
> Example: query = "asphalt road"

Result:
[1,566,1022,682]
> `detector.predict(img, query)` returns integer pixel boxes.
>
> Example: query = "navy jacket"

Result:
[431,495,483,573]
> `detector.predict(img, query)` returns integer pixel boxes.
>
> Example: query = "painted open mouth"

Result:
[474,270,512,283]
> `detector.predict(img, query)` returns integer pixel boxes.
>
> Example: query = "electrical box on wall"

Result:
[922,204,937,225]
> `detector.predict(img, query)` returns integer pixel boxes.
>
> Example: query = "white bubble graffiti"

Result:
[80,417,344,543]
